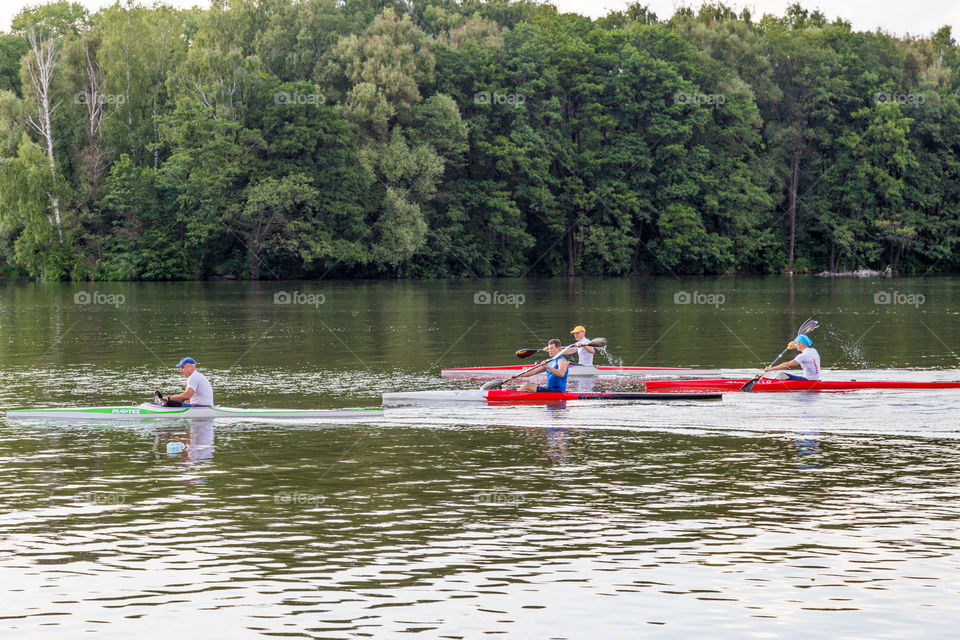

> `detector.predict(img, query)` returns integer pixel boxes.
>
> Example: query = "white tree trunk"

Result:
[25,28,63,243]
[82,41,108,186]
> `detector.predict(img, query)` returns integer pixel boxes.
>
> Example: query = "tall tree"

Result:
[762,21,843,272]
[325,8,449,269]
[22,27,63,242]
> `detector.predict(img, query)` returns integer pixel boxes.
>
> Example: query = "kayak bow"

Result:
[441,364,721,377]
[646,378,960,393]
[6,403,384,421]
[382,390,722,404]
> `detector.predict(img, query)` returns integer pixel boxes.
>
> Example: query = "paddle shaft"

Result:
[764,345,793,370]
[517,336,606,359]
[740,351,790,393]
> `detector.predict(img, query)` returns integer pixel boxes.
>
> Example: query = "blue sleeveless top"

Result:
[545,355,568,391]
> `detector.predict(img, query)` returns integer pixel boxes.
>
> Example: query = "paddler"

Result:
[562,325,595,365]
[763,335,821,380]
[517,339,569,392]
[154,357,215,407]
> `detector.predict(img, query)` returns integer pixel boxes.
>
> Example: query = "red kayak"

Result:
[382,389,722,404]
[646,378,960,393]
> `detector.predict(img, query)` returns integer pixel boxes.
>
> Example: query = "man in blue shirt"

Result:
[517,339,569,392]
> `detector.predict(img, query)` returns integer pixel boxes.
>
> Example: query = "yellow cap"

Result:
[570,325,586,334]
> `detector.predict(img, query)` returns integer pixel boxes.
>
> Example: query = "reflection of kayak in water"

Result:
[646,379,960,392]
[6,403,384,422]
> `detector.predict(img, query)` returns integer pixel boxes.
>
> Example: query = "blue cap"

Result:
[175,357,196,368]
[795,335,813,347]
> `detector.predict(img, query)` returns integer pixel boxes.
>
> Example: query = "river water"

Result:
[1,277,959,638]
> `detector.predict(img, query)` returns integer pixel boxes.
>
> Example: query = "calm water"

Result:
[2,277,959,638]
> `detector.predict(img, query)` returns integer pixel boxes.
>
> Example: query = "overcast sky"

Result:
[2,0,958,38]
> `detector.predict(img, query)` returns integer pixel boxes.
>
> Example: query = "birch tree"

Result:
[23,28,62,242]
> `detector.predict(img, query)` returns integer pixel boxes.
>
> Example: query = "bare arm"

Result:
[765,359,798,372]
[563,344,595,356]
[167,386,196,403]
[518,357,568,378]
[544,358,568,377]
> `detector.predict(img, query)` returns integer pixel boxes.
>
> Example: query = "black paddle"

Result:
[516,337,607,359]
[484,338,608,390]
[740,318,819,392]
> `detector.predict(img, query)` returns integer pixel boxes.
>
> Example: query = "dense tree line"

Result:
[0,0,957,280]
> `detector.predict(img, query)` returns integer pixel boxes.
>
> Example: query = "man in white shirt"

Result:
[764,335,821,380]
[155,357,215,406]
[563,325,595,366]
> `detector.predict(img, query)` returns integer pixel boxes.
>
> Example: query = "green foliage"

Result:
[0,135,72,278]
[11,1,90,37]
[0,0,958,279]
[0,34,28,95]
[94,154,185,279]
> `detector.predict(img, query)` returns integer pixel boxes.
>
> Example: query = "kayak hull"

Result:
[382,390,722,404]
[441,364,721,378]
[6,403,384,421]
[646,378,960,393]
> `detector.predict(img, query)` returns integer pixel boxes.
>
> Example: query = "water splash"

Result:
[597,347,623,367]
[824,327,871,368]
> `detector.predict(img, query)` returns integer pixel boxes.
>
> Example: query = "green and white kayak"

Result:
[6,403,383,422]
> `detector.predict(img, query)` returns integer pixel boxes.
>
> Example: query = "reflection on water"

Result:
[795,432,821,467]
[152,419,216,462]
[187,418,216,465]
[2,420,960,638]
[544,427,572,461]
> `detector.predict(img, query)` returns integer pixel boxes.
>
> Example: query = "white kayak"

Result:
[5,403,384,422]
[441,364,722,377]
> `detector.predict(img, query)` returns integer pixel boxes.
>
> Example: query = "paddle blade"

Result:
[740,374,762,392]
[797,318,819,336]
[586,337,608,348]
[515,348,541,359]
[480,379,505,390]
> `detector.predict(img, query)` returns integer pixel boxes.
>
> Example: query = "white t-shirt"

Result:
[187,370,214,406]
[794,347,821,380]
[576,337,594,366]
